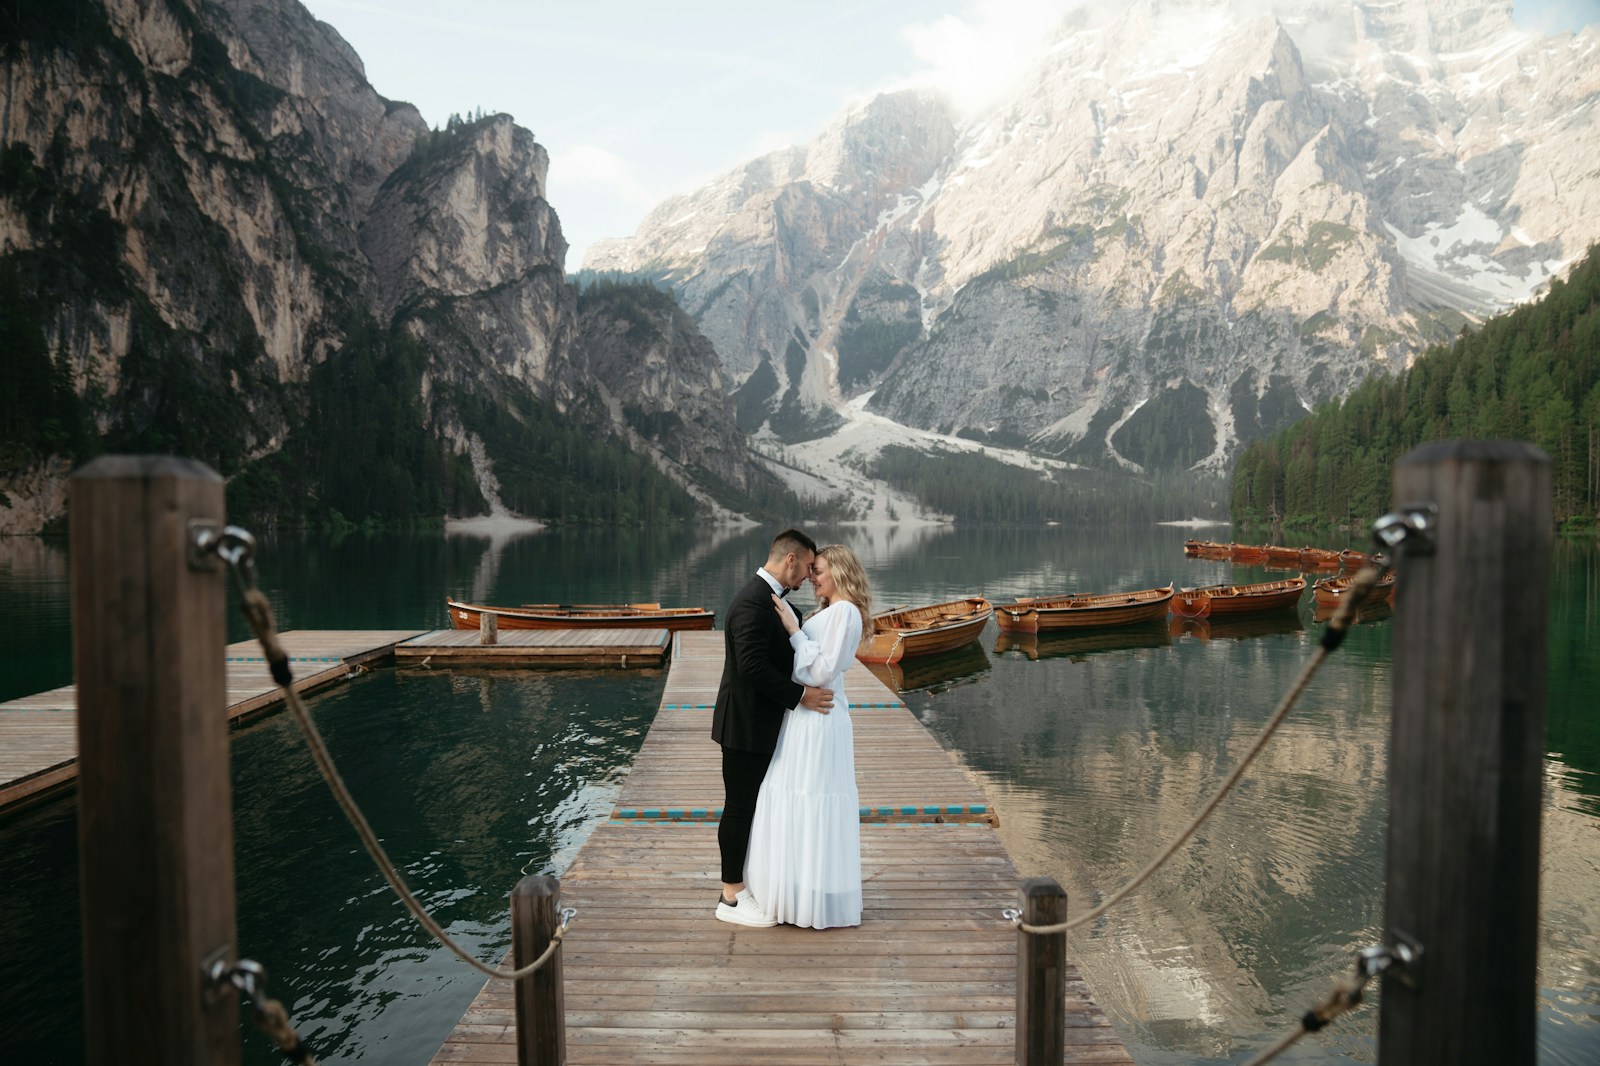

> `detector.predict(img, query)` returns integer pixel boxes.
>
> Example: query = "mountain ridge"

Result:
[587,0,1600,475]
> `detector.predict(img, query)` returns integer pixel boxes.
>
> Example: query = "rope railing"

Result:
[202,526,575,986]
[1006,554,1392,937]
[1004,512,1426,1061]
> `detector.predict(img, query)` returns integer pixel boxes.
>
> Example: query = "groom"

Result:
[711,528,834,926]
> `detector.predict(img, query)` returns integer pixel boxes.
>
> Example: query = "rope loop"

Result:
[1240,940,1407,1065]
[210,959,319,1065]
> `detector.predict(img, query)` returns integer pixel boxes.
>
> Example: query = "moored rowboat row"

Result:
[449,565,1385,671]
[1183,540,1367,571]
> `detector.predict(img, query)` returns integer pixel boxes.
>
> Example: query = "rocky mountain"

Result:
[587,0,1600,474]
[0,0,773,533]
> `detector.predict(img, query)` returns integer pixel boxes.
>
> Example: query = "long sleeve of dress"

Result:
[789,602,863,689]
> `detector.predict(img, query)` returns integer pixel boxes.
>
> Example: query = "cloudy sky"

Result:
[300,0,1599,267]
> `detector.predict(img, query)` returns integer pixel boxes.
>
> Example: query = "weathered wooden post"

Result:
[1016,877,1067,1065]
[1380,441,1551,1063]
[72,456,239,1065]
[481,611,499,645]
[511,874,565,1066]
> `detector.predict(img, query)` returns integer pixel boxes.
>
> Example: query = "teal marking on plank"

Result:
[607,804,987,823]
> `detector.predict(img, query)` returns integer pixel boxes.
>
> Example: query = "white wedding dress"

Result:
[744,600,863,929]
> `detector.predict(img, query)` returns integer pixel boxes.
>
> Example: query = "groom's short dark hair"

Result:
[770,528,817,559]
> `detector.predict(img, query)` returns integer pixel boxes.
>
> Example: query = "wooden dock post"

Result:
[511,874,565,1066]
[481,611,499,645]
[1380,441,1551,1064]
[71,456,239,1066]
[1016,876,1067,1065]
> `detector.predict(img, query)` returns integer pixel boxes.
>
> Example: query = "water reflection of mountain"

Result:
[913,632,1395,1061]
[993,622,1172,661]
[861,641,991,695]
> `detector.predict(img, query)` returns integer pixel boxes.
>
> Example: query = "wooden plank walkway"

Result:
[0,630,423,813]
[395,628,671,667]
[429,632,1131,1064]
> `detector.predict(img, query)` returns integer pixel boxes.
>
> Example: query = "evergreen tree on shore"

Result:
[1231,245,1600,530]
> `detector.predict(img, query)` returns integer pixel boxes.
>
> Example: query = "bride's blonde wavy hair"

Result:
[813,544,874,645]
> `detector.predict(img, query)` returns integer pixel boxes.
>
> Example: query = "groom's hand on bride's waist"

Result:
[800,686,834,715]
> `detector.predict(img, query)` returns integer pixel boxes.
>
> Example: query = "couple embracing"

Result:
[712,528,874,930]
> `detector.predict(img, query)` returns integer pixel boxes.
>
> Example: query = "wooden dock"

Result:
[0,630,424,813]
[395,628,671,668]
[0,627,669,816]
[428,632,1132,1064]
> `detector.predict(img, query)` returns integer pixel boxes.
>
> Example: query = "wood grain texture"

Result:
[1381,441,1551,1064]
[71,456,238,1065]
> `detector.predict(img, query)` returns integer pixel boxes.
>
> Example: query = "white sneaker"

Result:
[715,890,778,928]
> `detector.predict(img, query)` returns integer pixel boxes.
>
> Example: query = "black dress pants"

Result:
[718,746,774,884]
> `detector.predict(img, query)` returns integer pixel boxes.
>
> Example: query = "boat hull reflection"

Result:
[1312,599,1394,626]
[1169,612,1306,642]
[862,642,992,694]
[994,622,1172,661]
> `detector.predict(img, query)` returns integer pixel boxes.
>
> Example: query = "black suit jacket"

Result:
[711,574,805,753]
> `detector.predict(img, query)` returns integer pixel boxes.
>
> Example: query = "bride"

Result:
[743,544,873,929]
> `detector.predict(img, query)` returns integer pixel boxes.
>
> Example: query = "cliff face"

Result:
[588,0,1600,471]
[0,0,761,532]
[576,283,762,503]
[588,89,959,441]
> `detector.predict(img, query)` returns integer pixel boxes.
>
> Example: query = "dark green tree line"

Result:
[1232,244,1600,531]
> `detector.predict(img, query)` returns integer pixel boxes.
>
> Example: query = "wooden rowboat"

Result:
[1311,572,1396,607]
[1262,544,1303,565]
[1169,577,1306,619]
[856,596,993,665]
[1339,549,1370,571]
[1298,547,1344,570]
[994,584,1175,634]
[447,599,715,631]
[1183,539,1230,558]
[1228,542,1268,563]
